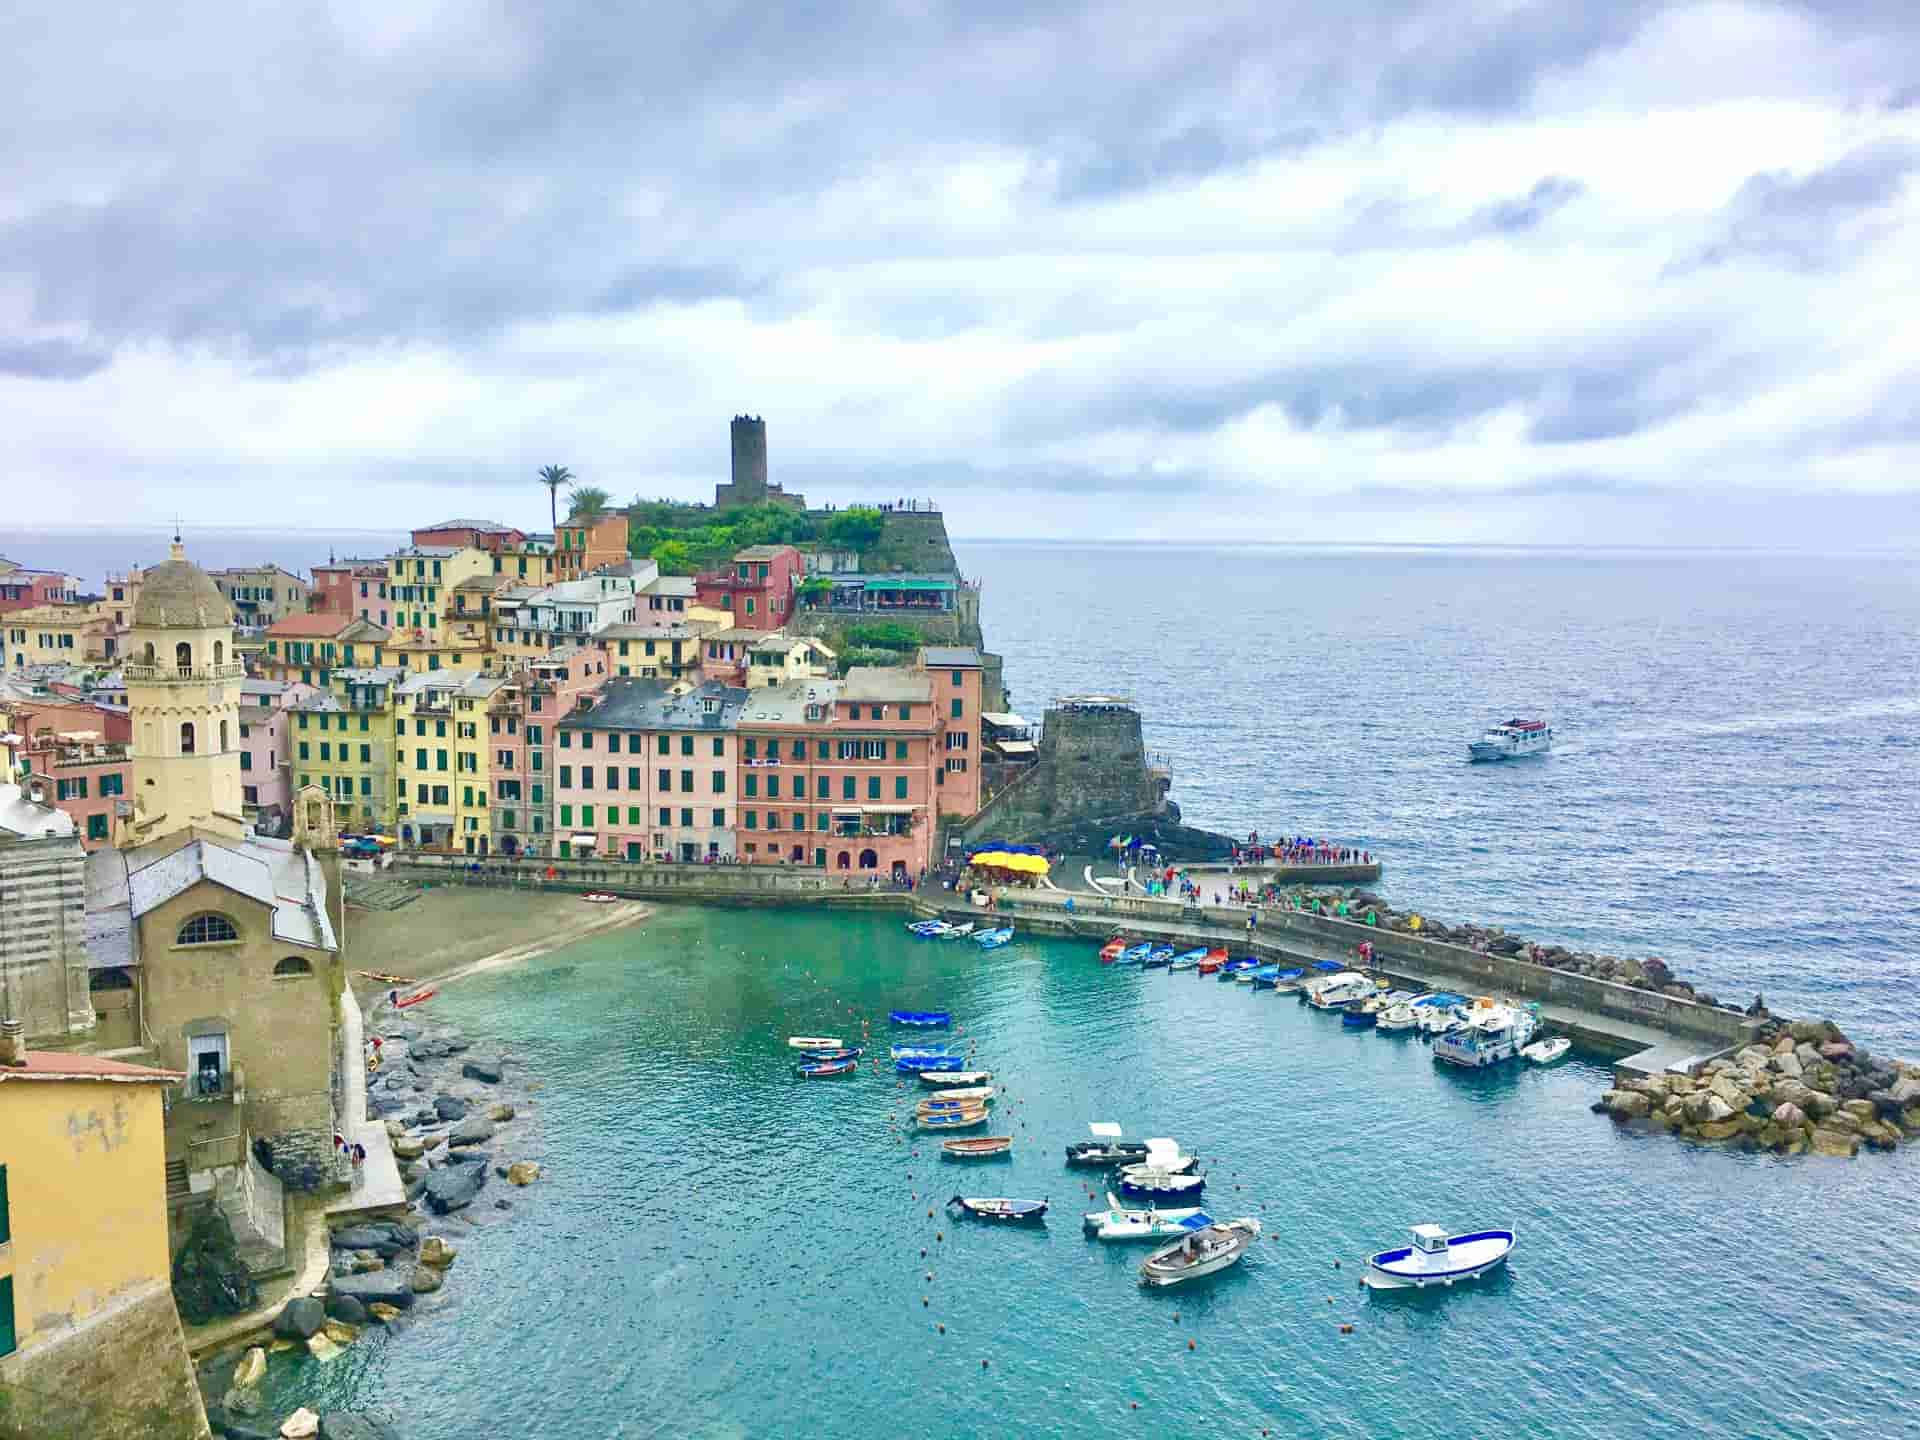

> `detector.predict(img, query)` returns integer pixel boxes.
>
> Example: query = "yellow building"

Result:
[289,667,404,832]
[393,670,503,851]
[3,601,114,671]
[492,536,557,586]
[593,619,721,679]
[0,1039,210,1440]
[257,614,389,685]
[384,545,496,674]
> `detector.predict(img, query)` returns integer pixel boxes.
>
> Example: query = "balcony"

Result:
[125,662,247,683]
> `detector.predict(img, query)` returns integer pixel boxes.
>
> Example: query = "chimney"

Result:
[0,1017,26,1067]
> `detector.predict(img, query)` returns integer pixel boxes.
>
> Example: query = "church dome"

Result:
[133,541,232,628]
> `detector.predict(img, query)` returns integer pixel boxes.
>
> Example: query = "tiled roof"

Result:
[267,613,359,637]
[921,646,981,667]
[417,519,516,533]
[841,667,931,703]
[0,1052,182,1084]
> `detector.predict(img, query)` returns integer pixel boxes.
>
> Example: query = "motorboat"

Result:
[976,927,1014,950]
[1305,973,1373,1009]
[920,1069,991,1087]
[1364,1224,1514,1289]
[889,1043,962,1060]
[939,923,976,941]
[1218,958,1260,979]
[1197,948,1229,975]
[1083,1193,1210,1242]
[1341,999,1378,1029]
[581,892,619,904]
[786,1035,843,1050]
[1115,1159,1206,1200]
[1375,1003,1419,1034]
[1118,943,1155,965]
[1417,1001,1468,1036]
[795,1058,858,1077]
[1168,948,1209,972]
[928,1085,995,1104]
[918,1108,989,1132]
[1138,1218,1261,1287]
[948,1195,1048,1224]
[889,1010,952,1028]
[1469,717,1552,762]
[1065,1139,1151,1168]
[1434,1001,1538,1068]
[1142,944,1176,968]
[1267,968,1308,993]
[798,1046,863,1062]
[1522,1037,1572,1065]
[942,1136,1013,1159]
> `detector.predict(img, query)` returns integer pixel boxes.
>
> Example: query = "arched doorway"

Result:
[89,967,136,1048]
[836,851,851,869]
[502,835,518,856]
[478,837,489,856]
[892,860,909,882]
[179,722,196,754]
[401,824,414,845]
[858,848,878,870]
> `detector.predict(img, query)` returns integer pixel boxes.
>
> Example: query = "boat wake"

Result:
[1583,695,1920,750]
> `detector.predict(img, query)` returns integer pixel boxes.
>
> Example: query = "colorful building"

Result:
[410,518,526,552]
[206,564,311,627]
[0,567,83,613]
[593,620,718,680]
[237,678,316,831]
[920,645,985,819]
[308,557,390,624]
[22,736,129,849]
[491,648,606,858]
[317,667,405,833]
[488,572,643,660]
[555,679,748,861]
[0,1039,210,1440]
[393,670,506,851]
[257,613,390,685]
[492,534,558,586]
[693,544,804,631]
[814,571,960,614]
[383,545,497,673]
[553,512,630,583]
[0,783,94,1044]
[3,601,115,669]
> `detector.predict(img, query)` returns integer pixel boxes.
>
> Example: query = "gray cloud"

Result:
[0,338,110,381]
[1471,176,1588,234]
[1696,139,1919,270]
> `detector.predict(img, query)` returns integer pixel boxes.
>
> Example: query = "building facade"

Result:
[0,786,93,1042]
[257,614,390,686]
[553,513,630,583]
[693,544,803,631]
[206,565,310,627]
[308,558,390,623]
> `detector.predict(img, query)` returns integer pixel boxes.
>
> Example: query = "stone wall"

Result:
[0,1282,210,1440]
[961,703,1165,844]
[394,854,920,908]
[0,832,93,1043]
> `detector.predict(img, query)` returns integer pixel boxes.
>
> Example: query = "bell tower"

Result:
[125,537,246,843]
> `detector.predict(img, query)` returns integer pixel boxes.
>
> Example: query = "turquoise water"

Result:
[271,905,1920,1438]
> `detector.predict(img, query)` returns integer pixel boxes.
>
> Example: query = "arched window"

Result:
[836,850,851,869]
[142,641,156,665]
[89,966,134,991]
[176,912,238,946]
[214,641,225,666]
[858,848,879,870]
[175,641,193,672]
[219,720,229,751]
[272,956,312,976]
[180,722,196,754]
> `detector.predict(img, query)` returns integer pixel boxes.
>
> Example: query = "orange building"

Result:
[554,513,630,583]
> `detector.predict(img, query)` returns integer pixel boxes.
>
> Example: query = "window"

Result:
[895,776,909,799]
[659,807,672,825]
[582,805,595,825]
[816,812,829,831]
[713,737,725,756]
[681,808,693,827]
[867,776,881,799]
[177,913,238,946]
[895,740,908,760]
[560,804,573,826]
[900,704,912,720]
[561,731,572,749]
[627,806,642,825]
[817,776,829,799]
[627,767,643,791]
[658,768,670,790]
[712,769,726,793]
[582,733,594,751]
[713,808,726,826]
[745,774,757,798]
[606,767,620,791]
[274,956,312,976]
[626,735,642,754]
[745,811,758,830]
[680,769,693,792]
[657,734,670,755]
[951,698,964,719]
[180,721,196,754]
[843,775,856,799]
[532,783,544,803]
[362,745,372,763]
[768,774,781,798]
[680,735,693,756]
[87,813,109,841]
[767,811,781,830]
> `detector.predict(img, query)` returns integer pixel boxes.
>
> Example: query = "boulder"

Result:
[1695,1118,1744,1140]
[1602,1090,1650,1119]
[461,1056,504,1084]
[1820,1041,1854,1063]
[1888,1076,1920,1108]
[488,1102,517,1123]
[330,1224,414,1258]
[1804,1091,1840,1120]
[1773,1034,1796,1055]
[223,1387,264,1419]
[1795,1043,1823,1069]
[1861,1122,1901,1151]
[1788,1021,1829,1044]
[1770,1102,1806,1129]
[231,1346,268,1391]
[324,1292,367,1326]
[1772,1080,1816,1111]
[320,1416,401,1440]
[390,1133,425,1160]
[1770,1052,1803,1079]
[410,1264,444,1295]
[507,1160,542,1186]
[366,1302,404,1324]
[274,1296,326,1340]
[328,1270,415,1310]
[1842,1099,1878,1123]
[322,1320,360,1345]
[423,1162,487,1214]
[448,1116,496,1148]
[432,1094,469,1122]
[1735,1045,1772,1069]
[1704,1095,1734,1124]
[442,1030,472,1053]
[418,1235,457,1267]
[1810,1128,1860,1158]
[171,1209,260,1324]
[281,1409,321,1439]
[1681,1091,1714,1124]
[1708,1075,1748,1108]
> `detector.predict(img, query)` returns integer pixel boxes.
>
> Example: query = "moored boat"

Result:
[948,1195,1048,1223]
[942,1136,1013,1159]
[918,1108,989,1131]
[1065,1139,1151,1168]
[1364,1224,1514,1289]
[1434,1001,1537,1068]
[1522,1036,1571,1065]
[1099,937,1129,963]
[1305,973,1373,1009]
[1138,1218,1261,1287]
[799,1046,864,1062]
[787,1035,843,1050]
[581,891,619,903]
[1142,944,1176,968]
[907,919,951,937]
[1341,999,1379,1029]
[920,1068,991,1087]
[975,926,1014,948]
[1267,967,1307,993]
[889,1010,952,1028]
[796,1058,858,1078]
[1218,957,1260,980]
[889,1043,962,1060]
[1115,1164,1205,1200]
[898,1055,966,1073]
[393,988,437,1009]
[917,1096,989,1113]
[1375,1003,1419,1034]
[1083,1193,1210,1241]
[928,1085,995,1103]
[1168,948,1209,971]
[1118,943,1154,965]
[1247,965,1283,989]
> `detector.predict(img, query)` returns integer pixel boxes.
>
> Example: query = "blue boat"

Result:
[890,1011,952,1028]
[898,1055,966,1073]
[1267,967,1306,993]
[976,927,1014,950]
[1118,943,1154,965]
[800,1046,863,1062]
[1248,965,1284,989]
[1342,1001,1379,1028]
[1142,944,1176,968]
[890,1043,961,1060]
[1312,959,1344,973]
[1217,957,1260,980]
[1168,948,1209,971]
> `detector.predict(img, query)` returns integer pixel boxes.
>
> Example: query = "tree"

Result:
[567,485,611,521]
[538,465,573,531]
[651,540,693,575]
[826,506,885,553]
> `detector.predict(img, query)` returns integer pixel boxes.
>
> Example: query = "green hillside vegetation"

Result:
[625,501,884,575]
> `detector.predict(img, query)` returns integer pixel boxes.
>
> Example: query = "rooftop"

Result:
[267,613,376,638]
[736,680,843,725]
[561,678,752,733]
[841,667,932,704]
[107,833,338,951]
[921,645,981,667]
[389,545,460,559]
[0,1052,183,1085]
[734,544,797,561]
[0,782,77,840]
[595,621,712,641]
[417,518,518,534]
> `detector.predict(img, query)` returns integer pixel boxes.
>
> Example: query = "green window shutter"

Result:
[0,1273,14,1358]
[895,776,908,799]
[0,1162,10,1244]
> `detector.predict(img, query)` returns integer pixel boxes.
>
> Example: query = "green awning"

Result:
[864,579,954,591]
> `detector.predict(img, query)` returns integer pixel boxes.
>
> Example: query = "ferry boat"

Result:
[1433,1001,1537,1067]
[1468,717,1552,762]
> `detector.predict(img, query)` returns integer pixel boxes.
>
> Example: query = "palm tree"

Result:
[567,485,611,522]
[538,465,573,532]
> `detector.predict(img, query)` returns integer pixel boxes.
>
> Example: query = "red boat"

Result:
[394,988,437,1009]
[1099,936,1128,964]
[1197,948,1229,975]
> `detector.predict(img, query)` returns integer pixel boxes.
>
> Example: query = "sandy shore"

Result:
[343,886,651,1002]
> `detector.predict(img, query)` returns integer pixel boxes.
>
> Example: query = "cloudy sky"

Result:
[6,1,1918,545]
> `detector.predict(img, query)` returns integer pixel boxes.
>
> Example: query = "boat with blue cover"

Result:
[890,1043,962,1060]
[1168,948,1209,971]
[939,923,976,941]
[1218,958,1260,979]
[799,1046,863,1062]
[1249,965,1286,989]
[1311,959,1344,973]
[1142,944,1176,967]
[1119,943,1154,965]
[1341,999,1379,1028]
[1267,967,1307,993]
[1364,1224,1514,1289]
[907,920,951,937]
[898,1055,966,1073]
[890,1010,952,1028]
[975,927,1014,950]
[918,1108,990,1132]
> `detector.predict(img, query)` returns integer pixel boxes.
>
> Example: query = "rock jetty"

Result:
[1596,1019,1920,1158]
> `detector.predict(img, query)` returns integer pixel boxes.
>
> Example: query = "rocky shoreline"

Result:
[199,1007,544,1440]
[1598,1018,1920,1157]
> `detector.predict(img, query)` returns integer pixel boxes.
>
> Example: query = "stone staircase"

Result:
[344,872,420,911]
[165,1158,190,1202]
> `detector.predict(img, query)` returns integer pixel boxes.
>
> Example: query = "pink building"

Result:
[0,567,83,613]
[26,740,129,849]
[237,679,317,830]
[309,558,391,624]
[693,545,803,632]
[497,647,607,858]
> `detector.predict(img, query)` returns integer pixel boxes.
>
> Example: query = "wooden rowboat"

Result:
[394,988,436,1009]
[918,1108,989,1132]
[916,1099,988,1116]
[920,1069,991,1087]
[786,1036,842,1050]
[357,970,414,985]
[796,1058,858,1078]
[948,1195,1048,1223]
[942,1136,1013,1158]
[929,1085,995,1103]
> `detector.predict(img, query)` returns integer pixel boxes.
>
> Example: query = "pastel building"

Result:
[554,680,749,861]
[237,677,316,830]
[492,647,606,858]
[693,544,804,631]
[206,565,310,627]
[308,558,390,624]
[4,601,115,669]
[594,620,718,680]
[258,613,390,686]
[384,545,496,673]
[0,567,83,613]
[23,736,130,849]
[393,670,506,851]
[554,512,630,583]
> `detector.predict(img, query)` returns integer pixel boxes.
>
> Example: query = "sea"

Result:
[12,529,1920,1437]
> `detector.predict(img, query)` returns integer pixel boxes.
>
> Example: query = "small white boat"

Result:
[1375,1002,1419,1033]
[1083,1192,1210,1242]
[929,1085,995,1103]
[906,919,951,936]
[786,1035,843,1050]
[939,922,977,940]
[1364,1224,1514,1289]
[1306,973,1373,1009]
[1469,717,1551,762]
[1139,1218,1261,1287]
[1522,1037,1571,1065]
[1417,1003,1468,1036]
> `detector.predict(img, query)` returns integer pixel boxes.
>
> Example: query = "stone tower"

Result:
[730,415,768,501]
[125,538,246,843]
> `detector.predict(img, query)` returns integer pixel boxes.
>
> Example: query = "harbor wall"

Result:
[388,854,916,909]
